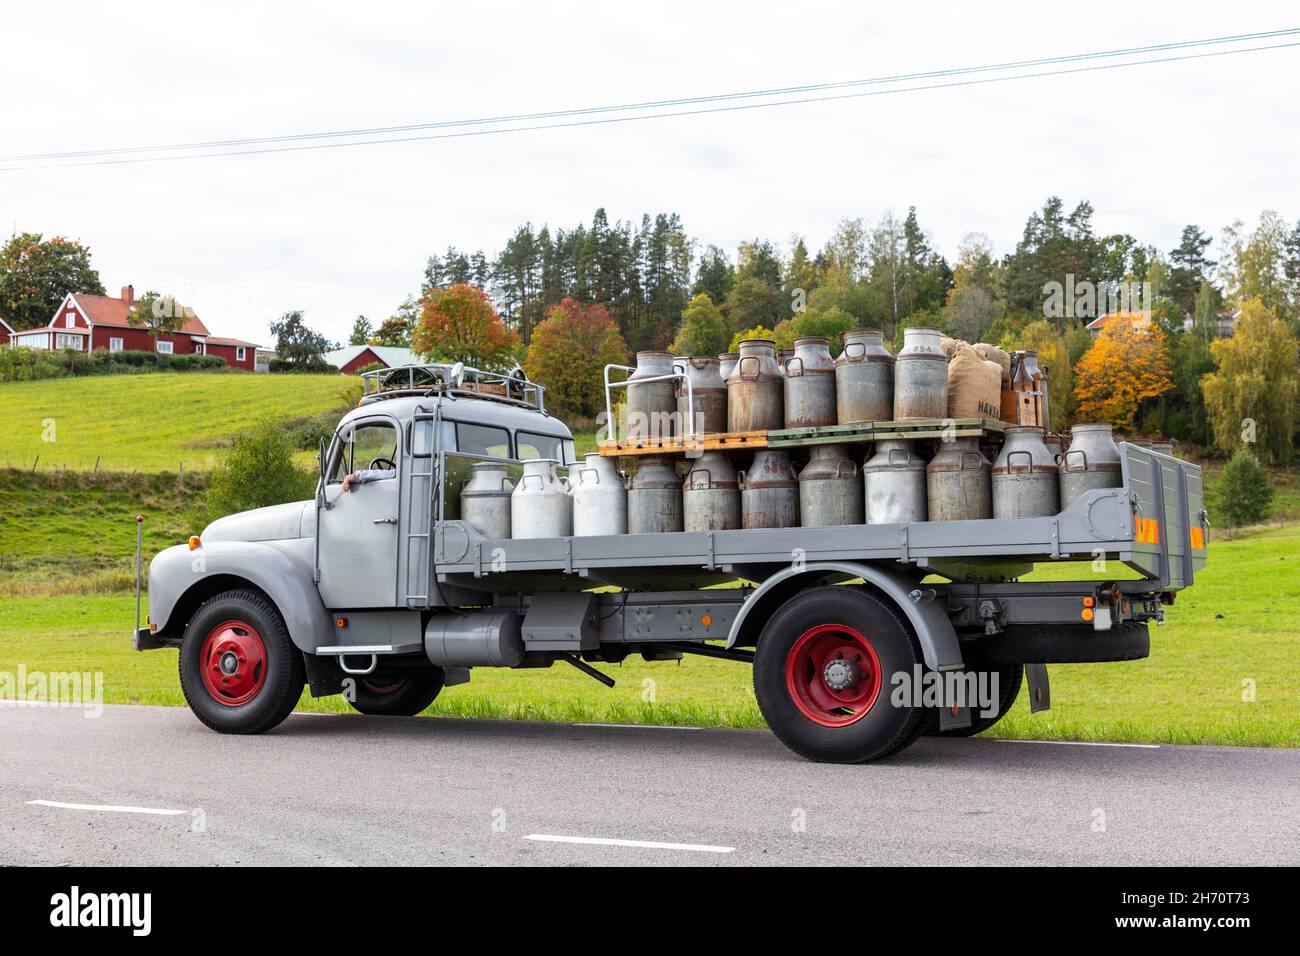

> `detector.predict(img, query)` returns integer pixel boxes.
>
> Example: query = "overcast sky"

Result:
[3,1,1297,345]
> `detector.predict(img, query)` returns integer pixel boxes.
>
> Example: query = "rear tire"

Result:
[179,589,305,734]
[986,622,1149,663]
[348,668,445,716]
[753,586,927,763]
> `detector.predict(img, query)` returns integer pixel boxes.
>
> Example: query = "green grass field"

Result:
[0,372,349,472]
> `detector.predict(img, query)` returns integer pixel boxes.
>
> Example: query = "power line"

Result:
[4,32,1297,171]
[6,27,1298,164]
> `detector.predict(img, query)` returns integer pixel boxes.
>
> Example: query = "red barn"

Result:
[0,317,13,347]
[7,285,265,369]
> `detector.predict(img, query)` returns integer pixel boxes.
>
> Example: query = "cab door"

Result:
[317,417,401,609]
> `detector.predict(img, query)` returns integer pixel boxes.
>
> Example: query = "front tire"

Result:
[753,586,927,763]
[348,668,445,716]
[179,589,305,734]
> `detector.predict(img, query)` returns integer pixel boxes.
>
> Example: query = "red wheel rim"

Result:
[199,620,268,707]
[360,676,407,696]
[784,624,882,727]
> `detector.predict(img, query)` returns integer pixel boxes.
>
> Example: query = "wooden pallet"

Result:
[767,418,1006,448]
[598,430,768,457]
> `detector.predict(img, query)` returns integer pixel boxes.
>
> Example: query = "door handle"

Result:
[372,517,398,525]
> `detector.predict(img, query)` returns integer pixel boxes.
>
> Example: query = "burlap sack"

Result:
[948,343,1003,420]
[973,342,1012,382]
[939,336,964,358]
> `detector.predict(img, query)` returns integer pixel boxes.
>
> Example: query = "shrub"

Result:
[524,299,630,420]
[1216,449,1274,531]
[204,416,318,522]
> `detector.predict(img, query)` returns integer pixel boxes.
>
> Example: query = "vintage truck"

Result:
[134,363,1208,762]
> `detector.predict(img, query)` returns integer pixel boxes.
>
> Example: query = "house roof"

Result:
[207,336,262,348]
[1085,309,1154,331]
[64,292,211,336]
[324,344,417,369]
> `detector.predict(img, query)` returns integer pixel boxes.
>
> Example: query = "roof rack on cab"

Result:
[359,362,546,412]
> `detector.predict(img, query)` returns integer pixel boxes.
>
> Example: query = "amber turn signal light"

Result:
[335,617,348,629]
[187,535,201,551]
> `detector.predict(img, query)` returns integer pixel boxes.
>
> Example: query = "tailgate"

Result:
[1120,442,1209,589]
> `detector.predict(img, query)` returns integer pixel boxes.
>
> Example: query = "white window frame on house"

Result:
[66,313,75,328]
[194,342,205,355]
[236,346,246,361]
[156,340,174,355]
[55,333,84,350]
[15,332,50,349]
[109,337,124,352]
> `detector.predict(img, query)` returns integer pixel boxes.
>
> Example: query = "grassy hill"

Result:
[0,372,350,472]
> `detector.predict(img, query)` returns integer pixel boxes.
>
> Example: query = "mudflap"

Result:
[1025,663,1051,713]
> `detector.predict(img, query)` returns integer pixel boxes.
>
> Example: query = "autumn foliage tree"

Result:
[1200,297,1299,463]
[669,292,729,358]
[524,298,629,420]
[412,284,519,370]
[1072,316,1173,431]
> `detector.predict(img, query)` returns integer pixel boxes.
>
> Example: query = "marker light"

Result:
[187,535,201,551]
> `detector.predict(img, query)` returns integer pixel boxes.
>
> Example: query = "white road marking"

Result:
[571,722,703,731]
[27,799,187,816]
[524,834,734,853]
[997,739,1160,749]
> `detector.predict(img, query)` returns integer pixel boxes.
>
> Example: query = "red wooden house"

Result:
[8,285,262,370]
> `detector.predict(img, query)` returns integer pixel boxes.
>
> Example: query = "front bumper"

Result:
[133,626,167,651]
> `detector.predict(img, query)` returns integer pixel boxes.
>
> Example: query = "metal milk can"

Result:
[991,426,1061,518]
[798,444,864,527]
[676,356,728,437]
[926,438,992,521]
[571,452,627,536]
[726,339,784,433]
[510,458,572,538]
[682,451,742,531]
[625,351,678,441]
[739,449,799,529]
[835,329,894,425]
[460,461,514,539]
[893,327,949,420]
[718,352,739,382]
[627,456,683,534]
[1059,423,1123,509]
[863,439,927,524]
[783,336,837,429]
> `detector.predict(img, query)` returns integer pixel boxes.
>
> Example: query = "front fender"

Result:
[147,538,334,653]
[724,561,964,672]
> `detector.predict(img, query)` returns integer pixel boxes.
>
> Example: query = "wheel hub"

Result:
[822,656,861,691]
[199,620,268,707]
[784,624,882,728]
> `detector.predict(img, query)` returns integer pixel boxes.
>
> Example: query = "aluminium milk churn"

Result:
[627,456,683,534]
[511,458,572,539]
[739,449,799,529]
[1059,423,1123,509]
[460,461,514,539]
[677,356,728,437]
[798,444,864,527]
[625,351,678,442]
[783,337,837,429]
[682,451,742,531]
[718,352,739,382]
[991,426,1061,519]
[863,439,927,524]
[893,327,949,420]
[926,438,992,521]
[835,329,895,425]
[571,452,627,536]
[726,339,784,433]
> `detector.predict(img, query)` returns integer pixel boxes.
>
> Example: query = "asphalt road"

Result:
[2,704,1296,866]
